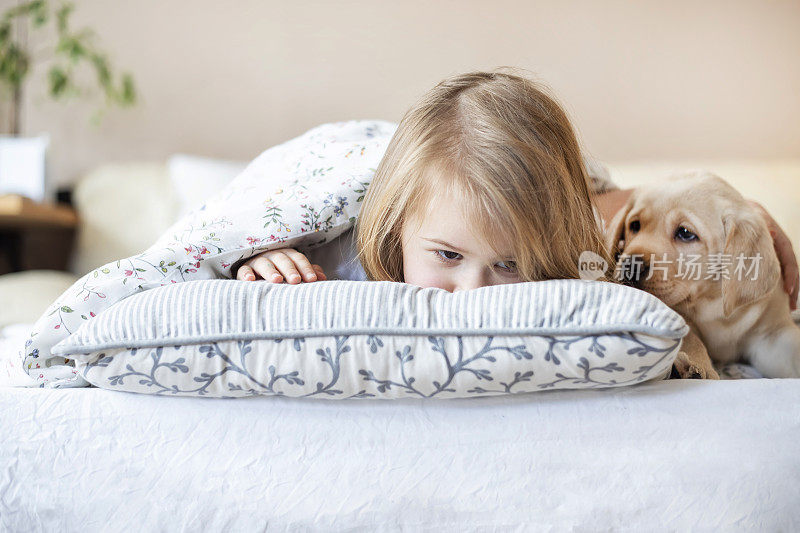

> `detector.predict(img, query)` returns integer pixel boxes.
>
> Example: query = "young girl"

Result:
[235,69,614,289]
[234,70,799,304]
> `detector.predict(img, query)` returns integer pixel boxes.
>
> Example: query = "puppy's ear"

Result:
[720,211,781,316]
[604,196,634,259]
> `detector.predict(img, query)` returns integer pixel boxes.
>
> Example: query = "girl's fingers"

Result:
[238,249,327,284]
[248,255,284,283]
[312,264,327,281]
[264,251,303,284]
[237,264,257,281]
[282,249,318,282]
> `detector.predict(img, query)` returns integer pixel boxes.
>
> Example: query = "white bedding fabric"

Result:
[0,324,36,387]
[2,380,798,531]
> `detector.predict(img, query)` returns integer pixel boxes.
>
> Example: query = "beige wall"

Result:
[9,0,800,192]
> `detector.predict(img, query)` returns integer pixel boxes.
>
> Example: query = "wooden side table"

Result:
[0,194,79,275]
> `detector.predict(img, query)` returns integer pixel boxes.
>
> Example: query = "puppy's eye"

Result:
[675,226,698,242]
[628,220,640,233]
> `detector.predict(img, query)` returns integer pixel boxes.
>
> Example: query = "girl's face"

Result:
[400,189,522,292]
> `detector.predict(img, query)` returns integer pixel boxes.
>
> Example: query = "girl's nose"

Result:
[454,269,491,293]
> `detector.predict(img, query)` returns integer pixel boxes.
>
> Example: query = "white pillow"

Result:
[168,154,249,216]
[72,163,180,275]
[51,279,687,399]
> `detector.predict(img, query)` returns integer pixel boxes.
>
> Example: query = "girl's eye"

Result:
[435,250,462,262]
[675,226,699,242]
[495,260,518,273]
[629,220,640,233]
[433,251,518,274]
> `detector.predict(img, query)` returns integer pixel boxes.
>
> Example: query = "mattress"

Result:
[2,379,799,531]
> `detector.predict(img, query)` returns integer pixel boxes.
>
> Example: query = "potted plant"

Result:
[0,0,135,201]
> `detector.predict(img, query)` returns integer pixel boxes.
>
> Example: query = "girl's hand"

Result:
[236,248,327,284]
[747,200,799,310]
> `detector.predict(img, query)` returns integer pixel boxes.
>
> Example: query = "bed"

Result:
[2,378,798,530]
[1,158,799,530]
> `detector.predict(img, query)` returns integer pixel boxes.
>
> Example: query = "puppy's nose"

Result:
[618,255,649,286]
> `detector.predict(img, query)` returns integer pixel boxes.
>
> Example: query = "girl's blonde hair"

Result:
[356,69,613,283]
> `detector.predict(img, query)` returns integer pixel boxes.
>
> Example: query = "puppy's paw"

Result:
[672,351,721,380]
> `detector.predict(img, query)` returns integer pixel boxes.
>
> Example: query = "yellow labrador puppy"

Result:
[605,170,800,379]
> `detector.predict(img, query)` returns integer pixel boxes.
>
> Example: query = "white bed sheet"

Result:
[2,380,798,531]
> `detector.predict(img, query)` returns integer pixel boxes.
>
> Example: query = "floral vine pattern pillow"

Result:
[22,120,399,388]
[51,279,688,398]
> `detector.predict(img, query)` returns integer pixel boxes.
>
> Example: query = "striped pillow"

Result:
[51,279,688,399]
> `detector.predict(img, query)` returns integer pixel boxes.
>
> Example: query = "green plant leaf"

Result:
[0,43,30,87]
[0,21,11,42]
[120,72,135,104]
[31,0,48,27]
[56,35,87,62]
[90,52,110,86]
[48,65,69,97]
[55,2,73,34]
